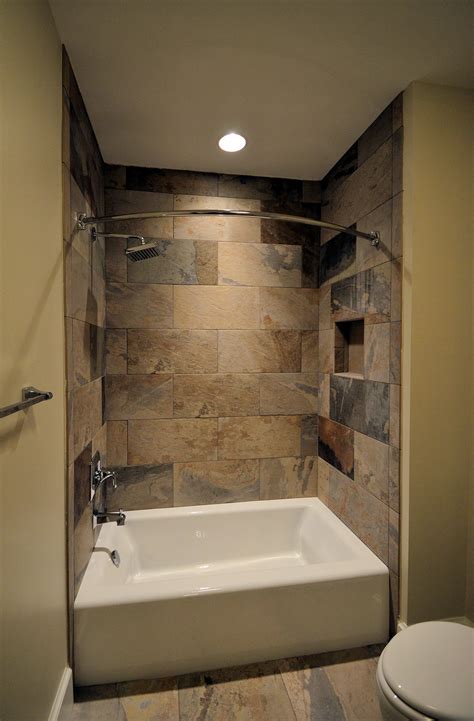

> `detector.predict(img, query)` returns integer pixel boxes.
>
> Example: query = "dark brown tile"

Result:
[126,166,218,195]
[358,104,392,165]
[301,414,318,456]
[218,174,302,201]
[105,329,127,375]
[174,460,259,506]
[107,464,173,511]
[106,282,173,329]
[105,374,173,420]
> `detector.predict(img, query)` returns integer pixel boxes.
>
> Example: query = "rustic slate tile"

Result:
[390,384,400,448]
[356,198,393,272]
[391,258,402,322]
[127,239,218,285]
[174,286,259,329]
[104,188,173,239]
[106,283,173,329]
[390,321,401,384]
[301,414,318,456]
[218,330,301,373]
[319,373,330,418]
[105,237,126,283]
[354,432,389,504]
[331,273,363,322]
[364,262,391,322]
[279,659,347,721]
[318,285,331,331]
[317,458,330,505]
[71,682,122,721]
[389,445,400,512]
[392,127,403,195]
[322,138,392,235]
[260,373,318,415]
[174,374,259,418]
[105,374,172,420]
[117,677,179,721]
[319,329,334,373]
[330,375,365,434]
[218,242,302,287]
[320,231,356,286]
[323,651,384,721]
[392,93,403,132]
[260,457,318,499]
[391,192,403,259]
[218,174,302,201]
[260,288,318,330]
[90,324,105,381]
[323,463,389,563]
[358,104,393,165]
[107,464,173,511]
[105,329,127,375]
[71,319,91,387]
[302,180,322,203]
[364,322,390,383]
[260,200,320,257]
[128,330,218,374]
[72,378,103,460]
[321,142,358,209]
[389,509,399,574]
[107,421,127,466]
[104,163,126,190]
[218,415,301,460]
[365,380,390,443]
[74,442,92,527]
[91,423,107,466]
[128,418,218,464]
[318,417,354,478]
[390,571,399,635]
[126,166,218,196]
[174,195,260,242]
[174,460,259,506]
[301,331,319,372]
[73,505,94,598]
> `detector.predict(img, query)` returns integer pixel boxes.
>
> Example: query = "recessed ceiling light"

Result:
[218,133,246,152]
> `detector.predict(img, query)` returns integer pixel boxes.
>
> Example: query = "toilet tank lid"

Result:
[382,621,474,721]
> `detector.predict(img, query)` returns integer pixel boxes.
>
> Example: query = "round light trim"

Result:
[218,133,246,152]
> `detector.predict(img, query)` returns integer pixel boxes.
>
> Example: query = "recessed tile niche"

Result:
[334,319,364,377]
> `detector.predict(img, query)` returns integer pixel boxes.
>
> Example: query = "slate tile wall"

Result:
[63,49,106,605]
[103,166,321,510]
[318,95,402,631]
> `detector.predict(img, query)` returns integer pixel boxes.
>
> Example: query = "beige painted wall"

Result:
[0,1,69,719]
[401,82,473,624]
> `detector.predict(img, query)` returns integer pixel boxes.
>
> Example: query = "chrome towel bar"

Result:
[0,387,53,419]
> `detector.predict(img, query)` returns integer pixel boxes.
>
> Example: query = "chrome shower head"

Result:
[125,236,160,262]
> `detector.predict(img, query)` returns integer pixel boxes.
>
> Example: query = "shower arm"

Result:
[78,210,380,247]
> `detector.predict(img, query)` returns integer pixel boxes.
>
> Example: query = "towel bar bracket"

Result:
[0,387,53,419]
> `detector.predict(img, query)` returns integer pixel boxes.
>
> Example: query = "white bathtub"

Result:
[74,498,388,686]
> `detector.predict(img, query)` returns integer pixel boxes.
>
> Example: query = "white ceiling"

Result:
[50,0,473,180]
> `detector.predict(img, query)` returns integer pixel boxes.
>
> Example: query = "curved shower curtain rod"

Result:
[77,209,380,247]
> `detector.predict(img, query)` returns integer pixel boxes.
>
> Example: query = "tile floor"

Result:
[71,644,385,720]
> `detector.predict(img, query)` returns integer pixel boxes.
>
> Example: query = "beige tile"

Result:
[390,384,400,448]
[104,188,173,238]
[128,418,218,464]
[219,242,301,287]
[317,457,330,504]
[174,194,260,242]
[218,415,301,459]
[318,284,331,330]
[174,460,259,506]
[364,322,390,383]
[260,457,317,499]
[174,286,259,329]
[318,329,334,373]
[107,420,127,466]
[260,288,318,329]
[354,432,389,504]
[179,664,296,721]
[105,374,172,420]
[105,329,127,375]
[174,374,259,417]
[301,331,319,372]
[106,282,173,329]
[356,198,392,272]
[128,330,217,374]
[118,678,179,721]
[324,652,384,721]
[260,373,318,415]
[218,330,301,373]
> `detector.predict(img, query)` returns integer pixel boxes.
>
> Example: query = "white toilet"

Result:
[376,621,474,721]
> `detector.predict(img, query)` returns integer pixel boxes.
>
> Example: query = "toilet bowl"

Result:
[376,621,474,721]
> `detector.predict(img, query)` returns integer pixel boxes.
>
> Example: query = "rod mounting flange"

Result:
[370,231,380,248]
